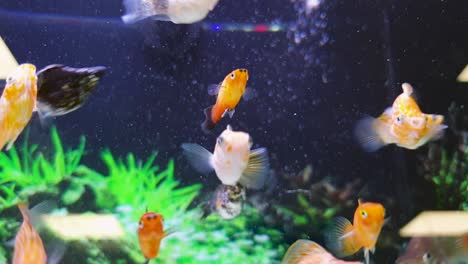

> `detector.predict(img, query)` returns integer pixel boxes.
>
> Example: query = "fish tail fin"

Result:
[325,217,361,258]
[281,239,326,264]
[143,259,150,264]
[121,0,163,24]
[238,148,270,189]
[354,116,388,152]
[181,143,214,174]
[46,240,66,264]
[201,106,216,133]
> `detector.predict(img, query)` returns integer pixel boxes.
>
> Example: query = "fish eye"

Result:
[230,73,235,79]
[6,76,14,84]
[138,221,143,229]
[217,136,224,145]
[423,252,432,261]
[361,210,368,218]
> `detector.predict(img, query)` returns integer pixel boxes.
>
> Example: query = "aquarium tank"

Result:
[0,0,467,263]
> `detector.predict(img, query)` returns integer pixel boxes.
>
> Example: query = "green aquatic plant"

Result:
[425,146,468,210]
[0,127,85,209]
[73,150,202,221]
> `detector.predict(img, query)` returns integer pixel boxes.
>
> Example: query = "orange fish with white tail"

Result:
[182,125,269,189]
[0,63,37,151]
[202,69,251,132]
[13,203,47,264]
[354,83,446,151]
[137,210,172,264]
[325,199,387,264]
[281,239,362,264]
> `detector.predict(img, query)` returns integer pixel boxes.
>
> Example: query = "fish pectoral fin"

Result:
[325,217,359,258]
[281,239,326,264]
[207,83,222,96]
[163,226,177,238]
[239,148,269,189]
[181,143,214,175]
[242,86,258,101]
[5,135,19,151]
[227,108,235,118]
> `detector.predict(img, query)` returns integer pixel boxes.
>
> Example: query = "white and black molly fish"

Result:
[121,0,220,24]
[182,125,270,189]
[36,64,106,120]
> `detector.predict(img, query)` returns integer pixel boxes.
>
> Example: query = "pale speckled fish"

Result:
[36,64,106,119]
[0,63,37,151]
[203,183,246,220]
[354,83,447,151]
[122,0,220,24]
[281,239,362,264]
[182,125,269,189]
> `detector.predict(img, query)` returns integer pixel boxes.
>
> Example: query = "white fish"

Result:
[122,0,220,24]
[182,125,269,189]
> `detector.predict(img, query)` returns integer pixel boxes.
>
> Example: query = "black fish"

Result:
[36,64,106,118]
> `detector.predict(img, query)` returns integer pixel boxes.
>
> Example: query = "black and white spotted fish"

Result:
[35,64,106,120]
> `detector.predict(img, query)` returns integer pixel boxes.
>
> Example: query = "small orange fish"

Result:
[0,63,38,151]
[137,211,170,263]
[325,199,386,264]
[12,203,47,264]
[354,83,446,151]
[202,69,250,131]
[281,239,362,264]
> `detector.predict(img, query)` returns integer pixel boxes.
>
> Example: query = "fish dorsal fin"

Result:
[281,239,326,264]
[181,143,214,175]
[207,83,222,96]
[238,148,269,189]
[401,83,413,96]
[325,216,360,257]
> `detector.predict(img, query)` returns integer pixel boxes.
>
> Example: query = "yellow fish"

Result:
[202,69,250,132]
[325,200,387,264]
[354,83,446,151]
[0,64,37,151]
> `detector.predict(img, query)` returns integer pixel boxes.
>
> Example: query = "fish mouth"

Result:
[19,63,36,76]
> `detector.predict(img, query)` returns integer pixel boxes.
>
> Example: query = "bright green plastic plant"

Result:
[0,127,85,209]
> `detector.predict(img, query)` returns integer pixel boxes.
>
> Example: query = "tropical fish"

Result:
[203,183,246,220]
[36,64,106,120]
[202,69,250,132]
[12,202,47,264]
[182,125,269,189]
[138,210,171,263]
[354,83,447,151]
[281,239,362,264]
[325,199,386,264]
[122,0,220,24]
[396,236,468,264]
[0,63,37,151]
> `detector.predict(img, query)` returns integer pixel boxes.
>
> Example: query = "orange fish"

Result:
[0,63,38,151]
[12,203,47,264]
[137,211,171,263]
[325,200,386,264]
[281,239,362,264]
[354,83,446,151]
[202,69,250,132]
